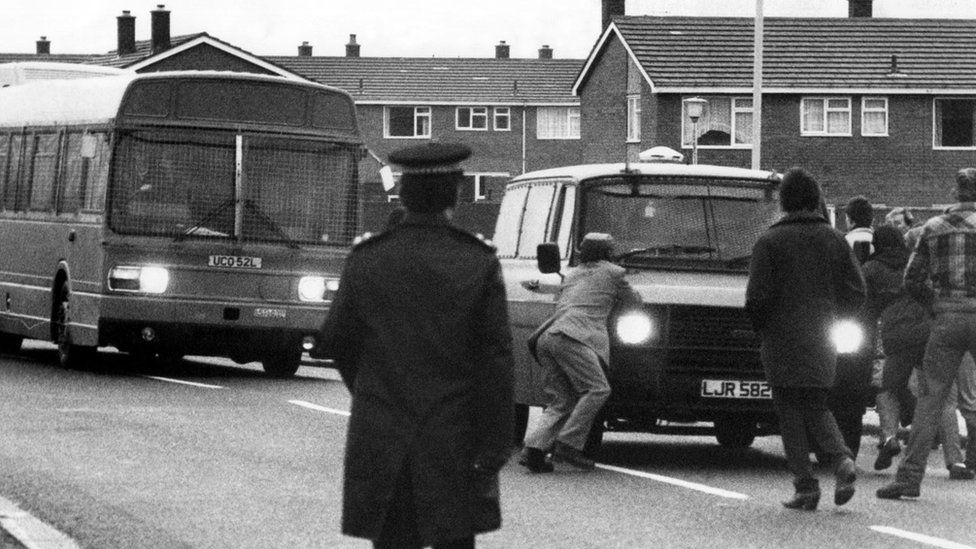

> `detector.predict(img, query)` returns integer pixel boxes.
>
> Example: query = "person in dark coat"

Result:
[315,143,515,549]
[746,167,866,511]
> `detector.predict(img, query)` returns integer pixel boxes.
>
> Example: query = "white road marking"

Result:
[595,463,749,500]
[0,495,80,549]
[870,526,976,549]
[143,376,225,389]
[289,399,351,417]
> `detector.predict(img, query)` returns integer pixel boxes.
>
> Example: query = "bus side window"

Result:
[28,133,61,213]
[492,185,528,258]
[516,184,557,259]
[82,133,109,213]
[0,132,9,210]
[58,131,84,214]
[551,185,576,259]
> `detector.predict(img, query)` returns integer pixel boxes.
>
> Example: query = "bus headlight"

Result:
[616,312,655,345]
[108,265,170,294]
[830,319,864,354]
[298,276,339,302]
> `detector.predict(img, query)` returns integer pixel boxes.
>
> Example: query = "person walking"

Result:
[862,226,931,470]
[746,167,865,510]
[878,168,976,500]
[518,233,641,472]
[314,142,515,548]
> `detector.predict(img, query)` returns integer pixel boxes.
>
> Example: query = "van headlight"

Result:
[830,319,864,354]
[298,276,339,302]
[616,312,655,345]
[108,265,170,294]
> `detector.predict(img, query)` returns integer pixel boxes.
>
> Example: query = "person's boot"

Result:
[873,436,901,471]
[876,481,920,499]
[834,456,857,505]
[782,478,820,511]
[552,441,595,470]
[517,447,554,473]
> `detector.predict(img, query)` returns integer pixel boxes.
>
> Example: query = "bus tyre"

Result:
[513,403,529,447]
[0,333,23,354]
[262,347,301,378]
[583,418,605,459]
[714,417,757,449]
[54,285,96,369]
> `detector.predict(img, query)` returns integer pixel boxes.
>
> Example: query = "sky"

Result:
[3,0,976,60]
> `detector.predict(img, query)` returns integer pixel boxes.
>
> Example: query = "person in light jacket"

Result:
[746,167,865,511]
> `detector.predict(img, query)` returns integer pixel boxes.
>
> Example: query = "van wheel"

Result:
[0,332,23,354]
[513,403,529,446]
[54,285,96,369]
[262,346,301,378]
[714,417,757,449]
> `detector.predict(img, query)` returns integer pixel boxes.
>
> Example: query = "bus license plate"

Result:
[701,379,772,399]
[208,255,262,269]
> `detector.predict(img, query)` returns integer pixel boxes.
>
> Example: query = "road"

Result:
[1,341,974,549]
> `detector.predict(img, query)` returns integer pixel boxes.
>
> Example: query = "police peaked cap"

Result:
[388,143,472,175]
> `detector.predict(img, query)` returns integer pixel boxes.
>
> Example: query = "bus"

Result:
[0,70,364,377]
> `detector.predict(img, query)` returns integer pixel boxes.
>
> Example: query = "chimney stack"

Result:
[35,36,50,55]
[117,11,136,55]
[345,34,360,57]
[151,4,171,54]
[849,0,873,17]
[602,0,625,30]
[298,41,313,56]
[495,40,510,59]
[538,45,553,59]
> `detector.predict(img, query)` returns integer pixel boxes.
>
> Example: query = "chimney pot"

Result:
[602,0,625,30]
[36,36,50,55]
[346,34,360,57]
[849,0,873,17]
[151,4,171,54]
[116,10,136,55]
[495,40,510,59]
[538,44,553,59]
[298,41,313,56]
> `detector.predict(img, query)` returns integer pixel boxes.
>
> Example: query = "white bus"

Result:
[0,70,364,377]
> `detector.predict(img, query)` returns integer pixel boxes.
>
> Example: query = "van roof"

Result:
[510,162,779,184]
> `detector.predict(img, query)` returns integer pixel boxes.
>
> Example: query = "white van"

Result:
[495,159,791,450]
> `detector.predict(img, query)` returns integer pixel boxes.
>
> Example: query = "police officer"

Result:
[315,143,515,549]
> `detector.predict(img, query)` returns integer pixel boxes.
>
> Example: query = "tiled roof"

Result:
[267,56,582,104]
[608,16,976,91]
[0,53,99,64]
[83,33,210,68]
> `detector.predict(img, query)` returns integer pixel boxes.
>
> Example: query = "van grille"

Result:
[668,305,759,350]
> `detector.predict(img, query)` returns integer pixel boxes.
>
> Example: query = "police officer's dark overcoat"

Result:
[317,213,514,545]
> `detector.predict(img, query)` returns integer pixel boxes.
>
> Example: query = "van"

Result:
[494,158,867,450]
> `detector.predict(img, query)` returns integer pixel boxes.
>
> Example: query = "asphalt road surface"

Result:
[1,341,974,548]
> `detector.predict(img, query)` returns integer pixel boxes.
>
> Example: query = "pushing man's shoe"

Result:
[876,481,921,500]
[518,447,554,474]
[552,441,596,470]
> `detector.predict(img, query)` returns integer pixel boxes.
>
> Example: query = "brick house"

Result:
[578,3,976,223]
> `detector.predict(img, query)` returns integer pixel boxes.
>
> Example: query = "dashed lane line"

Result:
[0,495,80,549]
[595,463,750,500]
[142,376,225,389]
[870,526,976,549]
[288,399,351,417]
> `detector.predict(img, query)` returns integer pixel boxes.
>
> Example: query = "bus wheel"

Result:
[583,418,606,459]
[714,417,757,449]
[0,332,23,354]
[513,403,529,447]
[54,285,96,369]
[262,347,301,378]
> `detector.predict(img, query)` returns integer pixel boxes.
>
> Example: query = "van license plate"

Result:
[208,255,262,269]
[701,379,772,399]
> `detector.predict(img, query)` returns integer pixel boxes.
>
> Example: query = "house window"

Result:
[861,97,888,136]
[537,107,580,139]
[934,98,976,148]
[627,95,641,143]
[681,97,753,148]
[456,107,488,131]
[494,107,511,131]
[385,106,431,138]
[801,98,852,136]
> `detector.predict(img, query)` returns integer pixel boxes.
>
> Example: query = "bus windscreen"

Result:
[108,130,359,246]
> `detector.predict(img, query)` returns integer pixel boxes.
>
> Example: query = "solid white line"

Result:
[595,463,749,500]
[143,376,225,389]
[0,495,80,549]
[288,400,351,417]
[870,526,976,549]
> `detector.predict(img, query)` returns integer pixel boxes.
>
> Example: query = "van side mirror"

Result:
[537,242,561,274]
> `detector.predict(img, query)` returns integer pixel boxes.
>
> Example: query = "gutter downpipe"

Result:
[751,0,763,170]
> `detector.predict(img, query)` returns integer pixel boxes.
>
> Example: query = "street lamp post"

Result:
[684,97,708,165]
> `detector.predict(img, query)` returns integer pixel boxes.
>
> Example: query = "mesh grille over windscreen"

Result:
[108,131,359,246]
